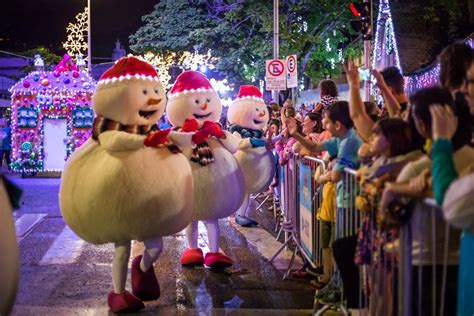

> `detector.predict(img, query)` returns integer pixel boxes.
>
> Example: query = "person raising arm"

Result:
[343,59,374,142]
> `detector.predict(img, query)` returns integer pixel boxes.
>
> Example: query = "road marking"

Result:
[15,213,47,242]
[229,217,303,270]
[39,225,84,265]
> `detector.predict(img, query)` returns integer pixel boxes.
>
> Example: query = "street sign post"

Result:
[286,55,298,88]
[265,59,286,90]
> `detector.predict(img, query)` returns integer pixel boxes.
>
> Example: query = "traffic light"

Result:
[349,2,372,40]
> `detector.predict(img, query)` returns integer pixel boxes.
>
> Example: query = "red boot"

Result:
[107,290,144,313]
[180,248,204,266]
[131,255,160,301]
[204,252,233,269]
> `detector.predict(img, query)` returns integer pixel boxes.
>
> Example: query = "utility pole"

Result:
[273,0,279,104]
[87,0,91,73]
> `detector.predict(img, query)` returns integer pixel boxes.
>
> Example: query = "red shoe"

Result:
[131,255,160,301]
[107,290,144,313]
[180,248,204,266]
[204,252,233,269]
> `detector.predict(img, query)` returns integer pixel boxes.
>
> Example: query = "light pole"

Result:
[273,0,279,104]
[87,0,91,72]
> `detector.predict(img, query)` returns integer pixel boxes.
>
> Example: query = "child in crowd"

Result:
[277,121,301,166]
[313,80,339,114]
[353,118,419,316]
[379,86,473,316]
[307,157,337,286]
[286,101,363,290]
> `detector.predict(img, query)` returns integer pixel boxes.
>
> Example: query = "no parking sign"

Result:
[286,55,298,88]
[265,59,286,90]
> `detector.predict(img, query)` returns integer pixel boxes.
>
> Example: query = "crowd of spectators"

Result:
[258,41,473,316]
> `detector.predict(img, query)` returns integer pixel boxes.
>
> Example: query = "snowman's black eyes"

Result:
[256,108,259,111]
[154,89,159,94]
[206,98,211,103]
[195,99,199,104]
[142,89,148,95]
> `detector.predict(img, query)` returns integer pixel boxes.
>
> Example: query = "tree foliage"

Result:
[129,0,363,90]
[20,47,62,77]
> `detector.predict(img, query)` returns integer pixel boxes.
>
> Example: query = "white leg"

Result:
[203,219,220,253]
[185,221,199,249]
[112,241,131,294]
[237,194,250,217]
[141,237,163,272]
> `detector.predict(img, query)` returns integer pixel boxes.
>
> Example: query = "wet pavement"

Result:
[5,169,317,315]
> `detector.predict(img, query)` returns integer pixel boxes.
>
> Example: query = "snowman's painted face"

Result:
[94,79,166,126]
[166,90,222,128]
[227,99,269,130]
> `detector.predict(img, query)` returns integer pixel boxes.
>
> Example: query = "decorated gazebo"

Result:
[9,54,96,174]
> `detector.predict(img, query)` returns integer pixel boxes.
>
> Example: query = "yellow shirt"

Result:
[319,181,336,222]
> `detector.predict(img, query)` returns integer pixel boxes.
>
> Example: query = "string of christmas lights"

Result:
[9,55,95,173]
[406,38,473,93]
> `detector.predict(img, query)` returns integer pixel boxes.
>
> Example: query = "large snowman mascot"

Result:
[0,176,21,316]
[227,85,276,226]
[166,70,245,269]
[59,56,194,313]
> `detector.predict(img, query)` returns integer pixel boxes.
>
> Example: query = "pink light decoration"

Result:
[9,61,96,172]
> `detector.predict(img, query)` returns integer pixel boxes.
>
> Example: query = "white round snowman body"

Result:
[60,58,194,244]
[0,178,19,316]
[227,93,275,194]
[166,74,245,221]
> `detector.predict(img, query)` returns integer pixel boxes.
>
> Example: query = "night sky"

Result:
[0,0,157,59]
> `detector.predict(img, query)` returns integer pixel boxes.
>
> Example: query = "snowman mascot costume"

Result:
[227,85,276,226]
[0,176,21,316]
[166,70,245,269]
[60,56,194,313]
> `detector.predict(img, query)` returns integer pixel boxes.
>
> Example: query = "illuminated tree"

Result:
[139,50,218,90]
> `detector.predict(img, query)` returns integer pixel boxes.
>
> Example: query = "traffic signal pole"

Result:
[364,0,372,101]
[350,0,373,101]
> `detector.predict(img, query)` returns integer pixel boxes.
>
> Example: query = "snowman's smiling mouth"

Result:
[253,119,263,124]
[193,112,212,119]
[139,110,157,119]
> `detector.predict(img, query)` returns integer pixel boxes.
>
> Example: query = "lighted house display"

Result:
[9,54,96,173]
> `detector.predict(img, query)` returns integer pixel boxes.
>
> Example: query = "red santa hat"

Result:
[97,55,160,86]
[169,70,214,98]
[233,85,265,104]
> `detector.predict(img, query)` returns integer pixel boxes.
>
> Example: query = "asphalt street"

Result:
[6,169,316,316]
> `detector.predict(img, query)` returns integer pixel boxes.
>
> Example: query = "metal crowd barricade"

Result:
[337,168,361,239]
[314,167,361,316]
[311,167,457,316]
[301,156,327,268]
[396,197,457,316]
[336,195,455,316]
[269,155,327,279]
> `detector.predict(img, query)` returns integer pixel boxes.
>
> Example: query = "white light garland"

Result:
[372,0,401,71]
[406,38,474,94]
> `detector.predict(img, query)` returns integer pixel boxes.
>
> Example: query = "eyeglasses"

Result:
[465,78,474,85]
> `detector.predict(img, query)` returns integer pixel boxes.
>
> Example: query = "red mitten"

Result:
[181,119,199,133]
[202,121,225,139]
[191,129,210,145]
[144,129,171,147]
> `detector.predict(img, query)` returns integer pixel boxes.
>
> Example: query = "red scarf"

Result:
[178,119,224,166]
